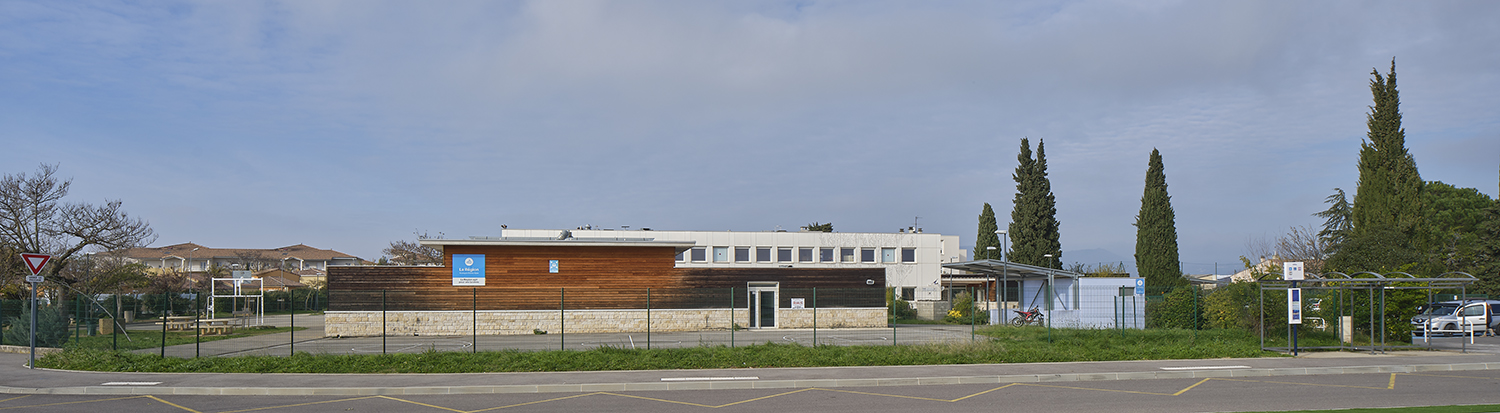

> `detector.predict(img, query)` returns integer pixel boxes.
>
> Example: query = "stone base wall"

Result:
[912,301,951,320]
[325,308,886,337]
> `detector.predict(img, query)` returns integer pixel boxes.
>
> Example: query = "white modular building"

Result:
[500,228,966,302]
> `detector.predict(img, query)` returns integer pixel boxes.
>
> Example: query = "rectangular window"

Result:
[841,247,857,262]
[798,247,814,262]
[901,248,916,263]
[735,247,750,262]
[881,248,896,263]
[690,247,707,262]
[861,248,876,263]
[676,250,686,261]
[756,247,772,262]
[777,247,793,262]
[820,247,835,262]
[713,247,729,262]
[901,287,915,301]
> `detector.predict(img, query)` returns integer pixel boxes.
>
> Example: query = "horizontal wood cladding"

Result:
[444,245,684,289]
[327,251,886,310]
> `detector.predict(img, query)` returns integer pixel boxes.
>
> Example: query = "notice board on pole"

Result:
[452,254,485,286]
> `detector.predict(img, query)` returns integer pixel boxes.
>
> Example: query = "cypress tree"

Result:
[1008,138,1062,268]
[1350,59,1423,237]
[1134,148,1184,287]
[1335,59,1425,272]
[973,203,1001,260]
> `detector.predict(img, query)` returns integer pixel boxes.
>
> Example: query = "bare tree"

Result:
[54,252,151,299]
[0,164,155,297]
[232,249,275,271]
[1242,225,1329,274]
[383,230,444,266]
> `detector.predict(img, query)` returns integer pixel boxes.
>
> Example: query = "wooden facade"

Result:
[328,242,885,311]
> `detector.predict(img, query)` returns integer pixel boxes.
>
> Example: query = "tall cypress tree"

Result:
[974,203,1001,260]
[1134,148,1184,287]
[1350,59,1423,237]
[1009,138,1062,268]
[1335,59,1424,272]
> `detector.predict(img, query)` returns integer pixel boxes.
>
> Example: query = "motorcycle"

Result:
[1010,307,1044,327]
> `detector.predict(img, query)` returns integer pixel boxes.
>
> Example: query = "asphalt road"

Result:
[3,369,1499,412]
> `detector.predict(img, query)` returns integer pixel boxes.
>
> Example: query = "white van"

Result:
[1411,300,1500,336]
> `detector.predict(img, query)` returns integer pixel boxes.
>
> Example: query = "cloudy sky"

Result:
[3,1,1496,273]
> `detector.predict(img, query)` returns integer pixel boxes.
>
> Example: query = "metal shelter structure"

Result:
[1258,271,1477,354]
[940,259,1082,309]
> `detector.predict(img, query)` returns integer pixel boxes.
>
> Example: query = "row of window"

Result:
[678,246,917,264]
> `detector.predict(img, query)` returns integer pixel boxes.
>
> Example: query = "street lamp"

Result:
[997,230,1008,306]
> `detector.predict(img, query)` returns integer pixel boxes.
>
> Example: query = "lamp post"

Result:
[997,230,1007,306]
[1043,253,1054,343]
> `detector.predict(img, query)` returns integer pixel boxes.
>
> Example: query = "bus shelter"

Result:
[1258,271,1477,354]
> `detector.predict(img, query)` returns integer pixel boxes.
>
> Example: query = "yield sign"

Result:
[20,253,51,276]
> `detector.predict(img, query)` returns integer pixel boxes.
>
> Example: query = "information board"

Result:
[1287,287,1302,324]
[452,254,485,286]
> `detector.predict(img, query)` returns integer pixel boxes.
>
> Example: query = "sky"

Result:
[2,1,1497,274]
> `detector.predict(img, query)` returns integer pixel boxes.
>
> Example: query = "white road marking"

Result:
[660,377,759,381]
[1159,365,1251,371]
[102,382,162,386]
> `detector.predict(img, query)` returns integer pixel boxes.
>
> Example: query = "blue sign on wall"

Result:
[452,254,485,286]
[549,260,559,273]
[1134,278,1145,296]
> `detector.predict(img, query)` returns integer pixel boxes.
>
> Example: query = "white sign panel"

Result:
[790,298,805,309]
[1283,261,1305,281]
[1287,287,1302,325]
[25,275,43,283]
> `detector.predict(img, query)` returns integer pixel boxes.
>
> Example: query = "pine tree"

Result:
[1337,59,1425,272]
[1315,188,1352,251]
[973,203,1001,260]
[1134,148,1184,287]
[1008,138,1062,268]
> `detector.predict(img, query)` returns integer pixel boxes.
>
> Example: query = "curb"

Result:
[3,361,1497,396]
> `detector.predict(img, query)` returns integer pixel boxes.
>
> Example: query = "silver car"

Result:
[1411,300,1500,336]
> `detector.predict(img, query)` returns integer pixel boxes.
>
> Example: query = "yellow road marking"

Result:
[1173,378,1213,396]
[816,387,975,402]
[0,395,147,411]
[216,396,383,413]
[949,383,1021,402]
[0,396,28,404]
[1390,373,1397,389]
[708,388,816,408]
[377,395,469,412]
[465,392,606,412]
[144,395,202,413]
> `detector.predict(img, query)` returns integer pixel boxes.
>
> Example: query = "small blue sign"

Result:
[549,260,559,273]
[452,254,485,286]
[1134,278,1145,296]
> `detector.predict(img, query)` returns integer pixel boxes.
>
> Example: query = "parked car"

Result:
[1410,300,1500,336]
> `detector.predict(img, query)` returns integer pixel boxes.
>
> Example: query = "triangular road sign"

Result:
[20,253,50,276]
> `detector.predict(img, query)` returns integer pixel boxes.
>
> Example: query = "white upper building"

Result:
[500,228,966,301]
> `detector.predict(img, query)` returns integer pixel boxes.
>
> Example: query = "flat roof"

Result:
[941,259,1082,280]
[420,237,697,252]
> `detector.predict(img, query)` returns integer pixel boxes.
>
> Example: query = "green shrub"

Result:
[4,305,71,348]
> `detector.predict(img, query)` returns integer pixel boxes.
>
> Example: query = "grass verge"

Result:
[40,326,1282,373]
[64,326,306,352]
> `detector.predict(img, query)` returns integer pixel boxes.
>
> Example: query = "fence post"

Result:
[560,287,565,351]
[472,287,477,353]
[160,293,168,358]
[195,289,202,358]
[812,287,817,346]
[290,295,296,356]
[729,287,734,348]
[381,289,387,355]
[646,288,652,350]
[113,294,119,351]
